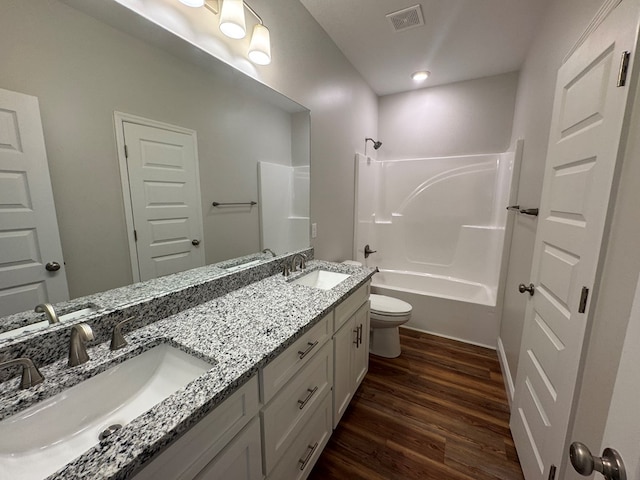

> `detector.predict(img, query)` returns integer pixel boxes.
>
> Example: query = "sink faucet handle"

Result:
[110,316,137,351]
[282,263,291,277]
[68,323,94,367]
[0,357,44,389]
[34,303,59,324]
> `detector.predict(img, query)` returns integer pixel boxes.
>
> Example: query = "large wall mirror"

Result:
[0,0,310,322]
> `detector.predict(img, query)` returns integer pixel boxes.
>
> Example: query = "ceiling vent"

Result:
[386,5,424,33]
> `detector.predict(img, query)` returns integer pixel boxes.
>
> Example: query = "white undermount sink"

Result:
[0,343,213,480]
[291,269,350,290]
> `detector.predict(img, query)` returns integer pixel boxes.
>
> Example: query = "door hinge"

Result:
[124,144,129,158]
[134,229,137,242]
[579,286,589,313]
[548,464,557,480]
[617,51,630,87]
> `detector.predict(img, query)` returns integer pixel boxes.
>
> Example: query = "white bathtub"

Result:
[372,269,496,306]
[371,269,499,348]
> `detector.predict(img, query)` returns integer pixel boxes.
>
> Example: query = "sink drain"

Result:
[99,424,123,441]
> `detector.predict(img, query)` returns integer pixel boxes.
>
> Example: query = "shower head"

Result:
[365,137,382,150]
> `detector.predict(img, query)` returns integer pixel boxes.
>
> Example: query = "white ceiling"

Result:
[299,0,554,96]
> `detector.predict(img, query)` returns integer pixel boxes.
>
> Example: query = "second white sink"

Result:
[291,270,350,290]
[0,343,213,480]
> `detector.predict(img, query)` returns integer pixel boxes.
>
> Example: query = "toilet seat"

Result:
[370,294,412,317]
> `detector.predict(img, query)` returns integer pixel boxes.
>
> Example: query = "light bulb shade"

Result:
[219,0,246,39]
[178,0,205,6]
[248,24,271,65]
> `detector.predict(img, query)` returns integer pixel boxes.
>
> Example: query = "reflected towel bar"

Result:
[506,205,539,217]
[212,201,257,207]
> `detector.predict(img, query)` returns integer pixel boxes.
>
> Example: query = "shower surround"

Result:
[355,146,520,347]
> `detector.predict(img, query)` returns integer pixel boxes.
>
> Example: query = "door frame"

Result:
[113,112,202,283]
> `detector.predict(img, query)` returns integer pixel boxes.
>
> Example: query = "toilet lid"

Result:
[370,294,412,316]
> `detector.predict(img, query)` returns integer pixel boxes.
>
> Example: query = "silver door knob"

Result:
[45,261,61,272]
[191,239,200,246]
[518,283,535,296]
[570,442,626,480]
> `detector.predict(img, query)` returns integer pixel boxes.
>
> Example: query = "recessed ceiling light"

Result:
[412,71,430,82]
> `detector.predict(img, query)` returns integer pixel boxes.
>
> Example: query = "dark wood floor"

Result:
[309,328,524,480]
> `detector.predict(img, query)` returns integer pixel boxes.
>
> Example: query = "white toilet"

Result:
[342,261,413,358]
[369,294,412,358]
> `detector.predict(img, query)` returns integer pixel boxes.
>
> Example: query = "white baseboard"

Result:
[496,337,515,406]
[401,325,496,350]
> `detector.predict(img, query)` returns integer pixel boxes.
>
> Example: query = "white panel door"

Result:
[510,3,639,479]
[122,121,204,281]
[0,88,69,316]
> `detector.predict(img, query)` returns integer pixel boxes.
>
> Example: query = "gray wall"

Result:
[377,72,519,160]
[247,0,379,263]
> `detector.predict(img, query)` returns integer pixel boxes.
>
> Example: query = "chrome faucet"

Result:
[110,316,136,351]
[262,248,276,257]
[35,303,59,324]
[290,253,307,272]
[68,323,94,367]
[0,357,44,389]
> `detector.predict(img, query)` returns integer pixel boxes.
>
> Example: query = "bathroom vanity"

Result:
[0,253,374,480]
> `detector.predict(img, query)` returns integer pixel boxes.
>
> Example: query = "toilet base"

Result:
[370,326,402,358]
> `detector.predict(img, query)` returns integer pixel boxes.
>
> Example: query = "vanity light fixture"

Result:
[412,70,430,82]
[219,0,246,39]
[248,23,271,65]
[180,0,272,65]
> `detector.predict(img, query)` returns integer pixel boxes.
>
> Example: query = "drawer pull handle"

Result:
[358,324,363,346]
[353,328,359,347]
[298,341,318,359]
[297,386,319,410]
[298,442,319,471]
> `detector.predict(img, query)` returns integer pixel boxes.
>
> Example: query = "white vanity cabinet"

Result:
[132,281,371,480]
[332,284,370,428]
[133,375,262,480]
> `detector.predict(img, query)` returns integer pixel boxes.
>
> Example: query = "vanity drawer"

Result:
[334,282,370,332]
[134,375,260,480]
[266,391,332,480]
[261,340,333,473]
[261,312,331,403]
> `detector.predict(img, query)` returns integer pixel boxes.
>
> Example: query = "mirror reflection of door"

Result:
[0,88,69,316]
[116,114,205,282]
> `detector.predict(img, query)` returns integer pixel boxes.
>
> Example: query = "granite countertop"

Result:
[0,260,375,480]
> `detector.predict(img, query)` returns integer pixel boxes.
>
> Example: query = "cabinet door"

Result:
[194,417,262,480]
[352,301,370,389]
[332,314,356,428]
